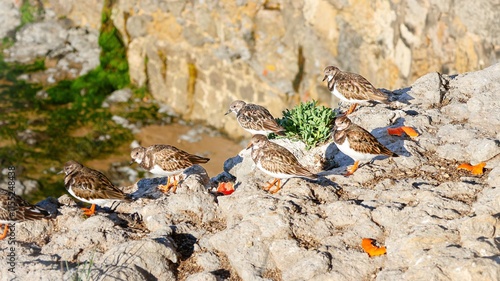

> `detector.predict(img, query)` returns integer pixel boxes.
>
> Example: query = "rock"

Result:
[102,88,133,107]
[269,239,330,281]
[6,21,68,63]
[486,167,500,188]
[466,138,500,166]
[407,72,443,107]
[185,272,218,281]
[4,20,100,83]
[0,0,20,38]
[112,115,140,133]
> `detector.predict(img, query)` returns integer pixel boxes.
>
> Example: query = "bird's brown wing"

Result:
[152,145,208,171]
[259,144,317,179]
[239,104,284,133]
[336,72,388,102]
[347,125,397,157]
[0,188,50,221]
[71,168,129,201]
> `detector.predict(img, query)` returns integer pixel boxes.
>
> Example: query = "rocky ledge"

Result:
[1,64,499,281]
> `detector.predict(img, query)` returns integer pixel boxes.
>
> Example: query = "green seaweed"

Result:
[273,100,336,150]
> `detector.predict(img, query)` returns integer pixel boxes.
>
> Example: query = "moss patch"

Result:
[0,0,166,203]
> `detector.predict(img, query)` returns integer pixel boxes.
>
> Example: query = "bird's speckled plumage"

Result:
[323,66,389,104]
[0,188,51,224]
[333,116,398,161]
[225,100,285,135]
[130,145,210,176]
[248,134,317,180]
[62,160,131,204]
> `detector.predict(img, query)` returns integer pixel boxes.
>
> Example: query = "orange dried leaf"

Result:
[387,126,419,138]
[361,238,387,257]
[458,162,486,175]
[457,163,473,171]
[472,162,486,175]
[387,127,404,136]
[401,126,419,138]
[217,182,235,195]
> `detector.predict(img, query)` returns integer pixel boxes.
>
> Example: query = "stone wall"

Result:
[108,0,499,137]
[6,0,500,138]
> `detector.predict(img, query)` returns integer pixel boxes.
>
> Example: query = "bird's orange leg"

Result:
[345,103,358,115]
[158,176,175,193]
[0,224,9,240]
[344,161,360,177]
[170,177,180,194]
[82,204,96,216]
[263,178,281,193]
[269,179,283,194]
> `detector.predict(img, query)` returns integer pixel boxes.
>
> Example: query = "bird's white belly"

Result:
[245,128,271,135]
[336,138,377,162]
[256,162,295,179]
[332,84,367,103]
[149,165,182,176]
[68,187,113,205]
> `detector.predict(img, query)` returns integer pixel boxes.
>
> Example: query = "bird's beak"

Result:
[129,160,135,165]
[57,170,64,175]
[224,109,231,116]
[246,141,253,150]
[322,75,328,82]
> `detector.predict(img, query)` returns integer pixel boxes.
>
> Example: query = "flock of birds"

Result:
[0,66,399,240]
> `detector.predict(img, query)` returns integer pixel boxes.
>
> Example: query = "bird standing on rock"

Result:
[225,100,285,135]
[323,66,390,115]
[60,160,132,216]
[247,134,317,193]
[332,115,398,176]
[130,144,210,193]
[0,188,52,240]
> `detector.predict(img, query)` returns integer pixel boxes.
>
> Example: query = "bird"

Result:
[323,66,390,115]
[130,145,210,193]
[0,188,51,240]
[60,160,132,216]
[332,115,398,176]
[247,134,317,193]
[225,100,285,135]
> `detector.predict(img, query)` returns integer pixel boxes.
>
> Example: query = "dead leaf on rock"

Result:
[361,238,387,257]
[457,162,486,175]
[387,126,419,139]
[217,182,235,195]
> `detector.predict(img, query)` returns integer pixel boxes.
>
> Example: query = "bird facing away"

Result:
[225,100,285,135]
[61,160,132,216]
[130,144,210,193]
[247,134,317,193]
[332,115,398,176]
[0,188,51,240]
[323,66,389,115]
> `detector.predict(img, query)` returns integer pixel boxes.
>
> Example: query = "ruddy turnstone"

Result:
[61,160,132,216]
[225,100,285,135]
[130,145,210,193]
[0,188,51,240]
[323,66,389,115]
[247,134,317,193]
[332,115,398,176]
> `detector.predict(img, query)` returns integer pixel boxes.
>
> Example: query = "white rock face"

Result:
[1,66,500,280]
